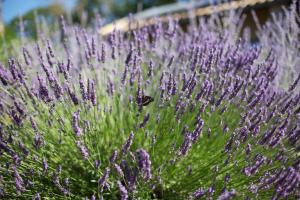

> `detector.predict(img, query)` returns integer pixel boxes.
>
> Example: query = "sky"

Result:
[3,0,77,23]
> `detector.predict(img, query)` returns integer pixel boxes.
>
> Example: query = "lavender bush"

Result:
[0,3,300,200]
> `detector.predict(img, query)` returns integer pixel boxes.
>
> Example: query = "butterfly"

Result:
[137,95,154,106]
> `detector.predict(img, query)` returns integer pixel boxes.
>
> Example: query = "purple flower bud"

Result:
[67,85,79,105]
[33,134,44,150]
[59,15,67,38]
[8,111,21,126]
[13,154,22,166]
[179,133,192,156]
[76,141,89,159]
[192,119,204,142]
[91,37,96,56]
[46,40,55,58]
[215,89,229,107]
[101,43,106,63]
[121,65,128,85]
[268,129,285,148]
[148,60,153,77]
[117,180,128,200]
[192,188,206,199]
[13,166,25,194]
[72,111,82,137]
[281,99,293,114]
[106,79,114,96]
[167,74,173,96]
[217,189,236,200]
[98,167,110,188]
[89,79,97,106]
[94,160,100,169]
[18,141,29,156]
[42,157,48,172]
[37,75,52,102]
[288,73,300,91]
[125,50,132,66]
[32,193,41,200]
[136,148,152,181]
[259,126,276,145]
[109,149,118,163]
[8,58,20,82]
[79,74,87,101]
[122,131,134,155]
[113,164,124,177]
[246,143,251,155]
[22,47,32,65]
[0,64,10,85]
[243,154,266,176]
[140,113,150,128]
[53,79,63,99]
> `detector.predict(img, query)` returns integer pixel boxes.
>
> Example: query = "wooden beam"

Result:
[99,0,279,35]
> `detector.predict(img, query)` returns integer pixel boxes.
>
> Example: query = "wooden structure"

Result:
[99,0,291,35]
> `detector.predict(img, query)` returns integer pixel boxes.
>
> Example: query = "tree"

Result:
[72,0,176,24]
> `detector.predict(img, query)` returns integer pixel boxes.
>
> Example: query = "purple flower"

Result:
[98,167,110,188]
[8,58,20,81]
[109,149,118,163]
[139,112,150,128]
[217,189,236,200]
[89,79,97,106]
[136,148,152,181]
[18,141,29,156]
[122,131,134,155]
[288,73,300,91]
[120,160,137,191]
[22,47,32,65]
[33,134,44,150]
[67,85,79,105]
[179,132,192,156]
[76,141,89,159]
[191,119,204,142]
[192,188,206,199]
[32,193,41,200]
[101,43,106,63]
[106,79,114,96]
[42,157,48,172]
[94,160,100,169]
[243,154,266,176]
[13,166,25,194]
[79,74,87,100]
[37,75,52,102]
[113,163,124,177]
[13,154,22,166]
[72,111,82,137]
[0,64,10,85]
[148,60,153,77]
[117,180,128,200]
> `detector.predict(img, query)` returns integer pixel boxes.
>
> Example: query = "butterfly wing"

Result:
[141,96,154,106]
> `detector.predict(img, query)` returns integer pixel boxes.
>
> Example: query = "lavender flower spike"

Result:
[98,167,110,188]
[217,189,236,200]
[122,131,134,155]
[136,148,152,181]
[117,180,128,200]
[72,111,82,136]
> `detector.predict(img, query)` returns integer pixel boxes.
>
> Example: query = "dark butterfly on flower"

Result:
[137,95,154,106]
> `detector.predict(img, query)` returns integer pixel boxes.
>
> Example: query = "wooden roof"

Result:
[99,0,286,35]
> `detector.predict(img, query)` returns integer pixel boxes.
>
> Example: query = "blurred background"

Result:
[0,0,177,37]
[0,0,293,42]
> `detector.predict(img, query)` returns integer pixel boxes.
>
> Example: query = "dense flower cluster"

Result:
[0,2,299,200]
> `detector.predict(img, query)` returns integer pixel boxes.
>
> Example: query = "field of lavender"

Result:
[0,2,299,200]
